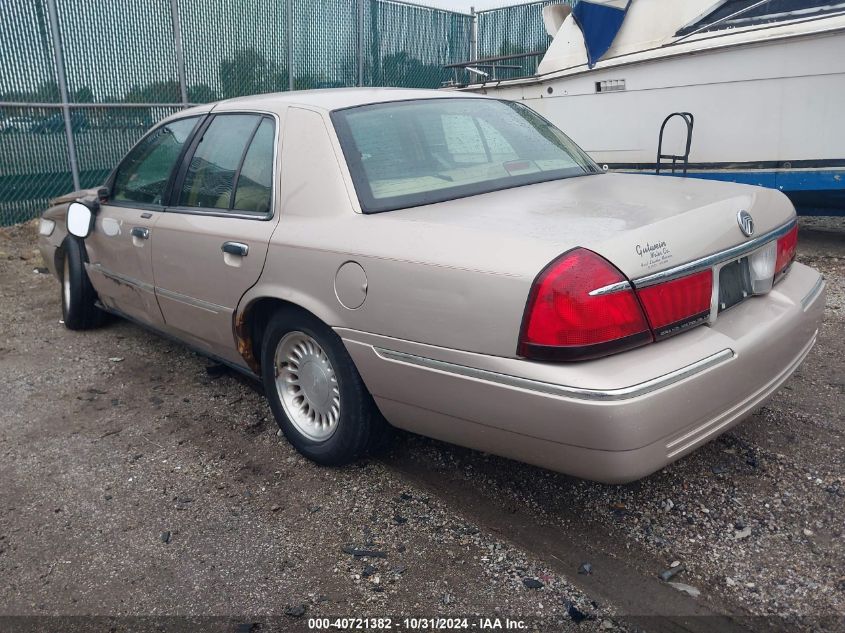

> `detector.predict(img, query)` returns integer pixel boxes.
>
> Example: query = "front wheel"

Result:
[61,237,104,330]
[261,308,389,465]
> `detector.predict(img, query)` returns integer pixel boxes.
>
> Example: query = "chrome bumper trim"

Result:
[801,276,825,311]
[372,347,735,402]
[633,219,797,288]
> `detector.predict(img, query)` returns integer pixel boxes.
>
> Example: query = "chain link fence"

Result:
[478,1,570,76]
[0,0,562,225]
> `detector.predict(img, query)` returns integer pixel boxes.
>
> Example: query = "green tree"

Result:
[497,40,526,56]
[125,80,181,104]
[187,84,217,104]
[73,86,95,103]
[218,48,270,99]
[34,81,60,103]
[381,52,445,88]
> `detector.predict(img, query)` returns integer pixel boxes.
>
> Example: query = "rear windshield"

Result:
[331,98,600,213]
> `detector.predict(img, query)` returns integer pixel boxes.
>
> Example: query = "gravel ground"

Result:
[0,217,842,631]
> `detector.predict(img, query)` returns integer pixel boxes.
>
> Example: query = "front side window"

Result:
[332,98,599,213]
[112,117,199,206]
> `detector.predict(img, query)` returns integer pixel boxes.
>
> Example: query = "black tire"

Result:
[60,237,104,330]
[261,307,390,465]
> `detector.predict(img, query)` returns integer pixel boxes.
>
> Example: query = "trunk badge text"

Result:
[737,210,755,237]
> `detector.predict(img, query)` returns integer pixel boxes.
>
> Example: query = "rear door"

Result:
[85,116,202,326]
[151,112,281,364]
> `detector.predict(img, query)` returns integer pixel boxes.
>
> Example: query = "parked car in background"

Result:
[0,116,35,133]
[31,111,87,134]
[37,89,825,483]
[98,111,153,130]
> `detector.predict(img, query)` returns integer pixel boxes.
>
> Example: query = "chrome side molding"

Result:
[373,346,735,402]
[156,286,226,314]
[88,263,154,293]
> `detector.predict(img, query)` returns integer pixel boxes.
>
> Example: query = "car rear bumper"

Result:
[339,262,825,483]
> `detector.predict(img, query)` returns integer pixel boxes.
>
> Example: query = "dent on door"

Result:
[84,206,164,326]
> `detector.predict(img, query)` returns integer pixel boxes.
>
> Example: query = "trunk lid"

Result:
[382,173,795,281]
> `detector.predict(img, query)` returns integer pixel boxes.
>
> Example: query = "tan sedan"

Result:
[38,89,825,483]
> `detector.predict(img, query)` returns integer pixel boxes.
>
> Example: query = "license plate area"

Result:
[718,257,752,313]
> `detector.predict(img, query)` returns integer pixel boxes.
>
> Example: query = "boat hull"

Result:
[468,27,845,215]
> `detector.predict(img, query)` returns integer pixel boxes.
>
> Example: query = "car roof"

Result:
[167,87,490,121]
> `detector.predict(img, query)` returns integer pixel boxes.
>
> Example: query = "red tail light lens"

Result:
[518,248,652,361]
[636,270,713,338]
[776,224,798,275]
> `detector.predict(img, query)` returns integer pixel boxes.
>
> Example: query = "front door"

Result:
[151,113,280,365]
[85,116,202,326]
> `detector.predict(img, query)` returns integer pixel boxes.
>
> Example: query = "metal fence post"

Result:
[170,0,189,107]
[46,0,81,192]
[470,6,478,61]
[357,0,365,86]
[286,0,294,91]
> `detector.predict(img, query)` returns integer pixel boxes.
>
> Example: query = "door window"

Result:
[176,114,262,210]
[232,118,275,215]
[111,117,199,205]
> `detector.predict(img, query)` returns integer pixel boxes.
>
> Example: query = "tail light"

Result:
[775,224,798,275]
[636,270,712,339]
[520,226,794,362]
[518,248,652,361]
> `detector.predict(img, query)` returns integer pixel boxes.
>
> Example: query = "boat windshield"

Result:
[677,0,845,36]
[331,98,601,214]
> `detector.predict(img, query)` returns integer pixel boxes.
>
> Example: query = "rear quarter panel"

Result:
[238,106,540,358]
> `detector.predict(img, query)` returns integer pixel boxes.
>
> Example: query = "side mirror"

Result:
[67,201,97,239]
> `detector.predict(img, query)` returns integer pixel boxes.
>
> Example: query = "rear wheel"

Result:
[61,237,104,330]
[261,307,389,465]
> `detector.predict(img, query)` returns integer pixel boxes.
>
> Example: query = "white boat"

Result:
[457,0,845,215]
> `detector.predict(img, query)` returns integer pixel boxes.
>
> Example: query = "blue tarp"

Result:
[572,0,632,68]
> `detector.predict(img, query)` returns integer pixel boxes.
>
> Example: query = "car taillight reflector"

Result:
[776,224,798,275]
[518,248,652,361]
[635,270,713,338]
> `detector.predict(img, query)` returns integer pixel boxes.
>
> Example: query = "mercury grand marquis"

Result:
[37,88,825,483]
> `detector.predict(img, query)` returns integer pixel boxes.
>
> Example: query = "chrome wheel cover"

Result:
[62,252,71,311]
[274,331,340,441]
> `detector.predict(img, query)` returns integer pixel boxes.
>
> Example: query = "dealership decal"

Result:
[636,239,672,268]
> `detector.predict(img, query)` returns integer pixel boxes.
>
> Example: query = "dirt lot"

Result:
[0,218,843,632]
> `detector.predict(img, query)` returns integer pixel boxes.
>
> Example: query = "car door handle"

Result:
[131,227,150,240]
[222,241,249,257]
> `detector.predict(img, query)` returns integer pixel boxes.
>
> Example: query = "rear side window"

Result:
[176,114,261,210]
[233,118,274,215]
[112,117,199,205]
